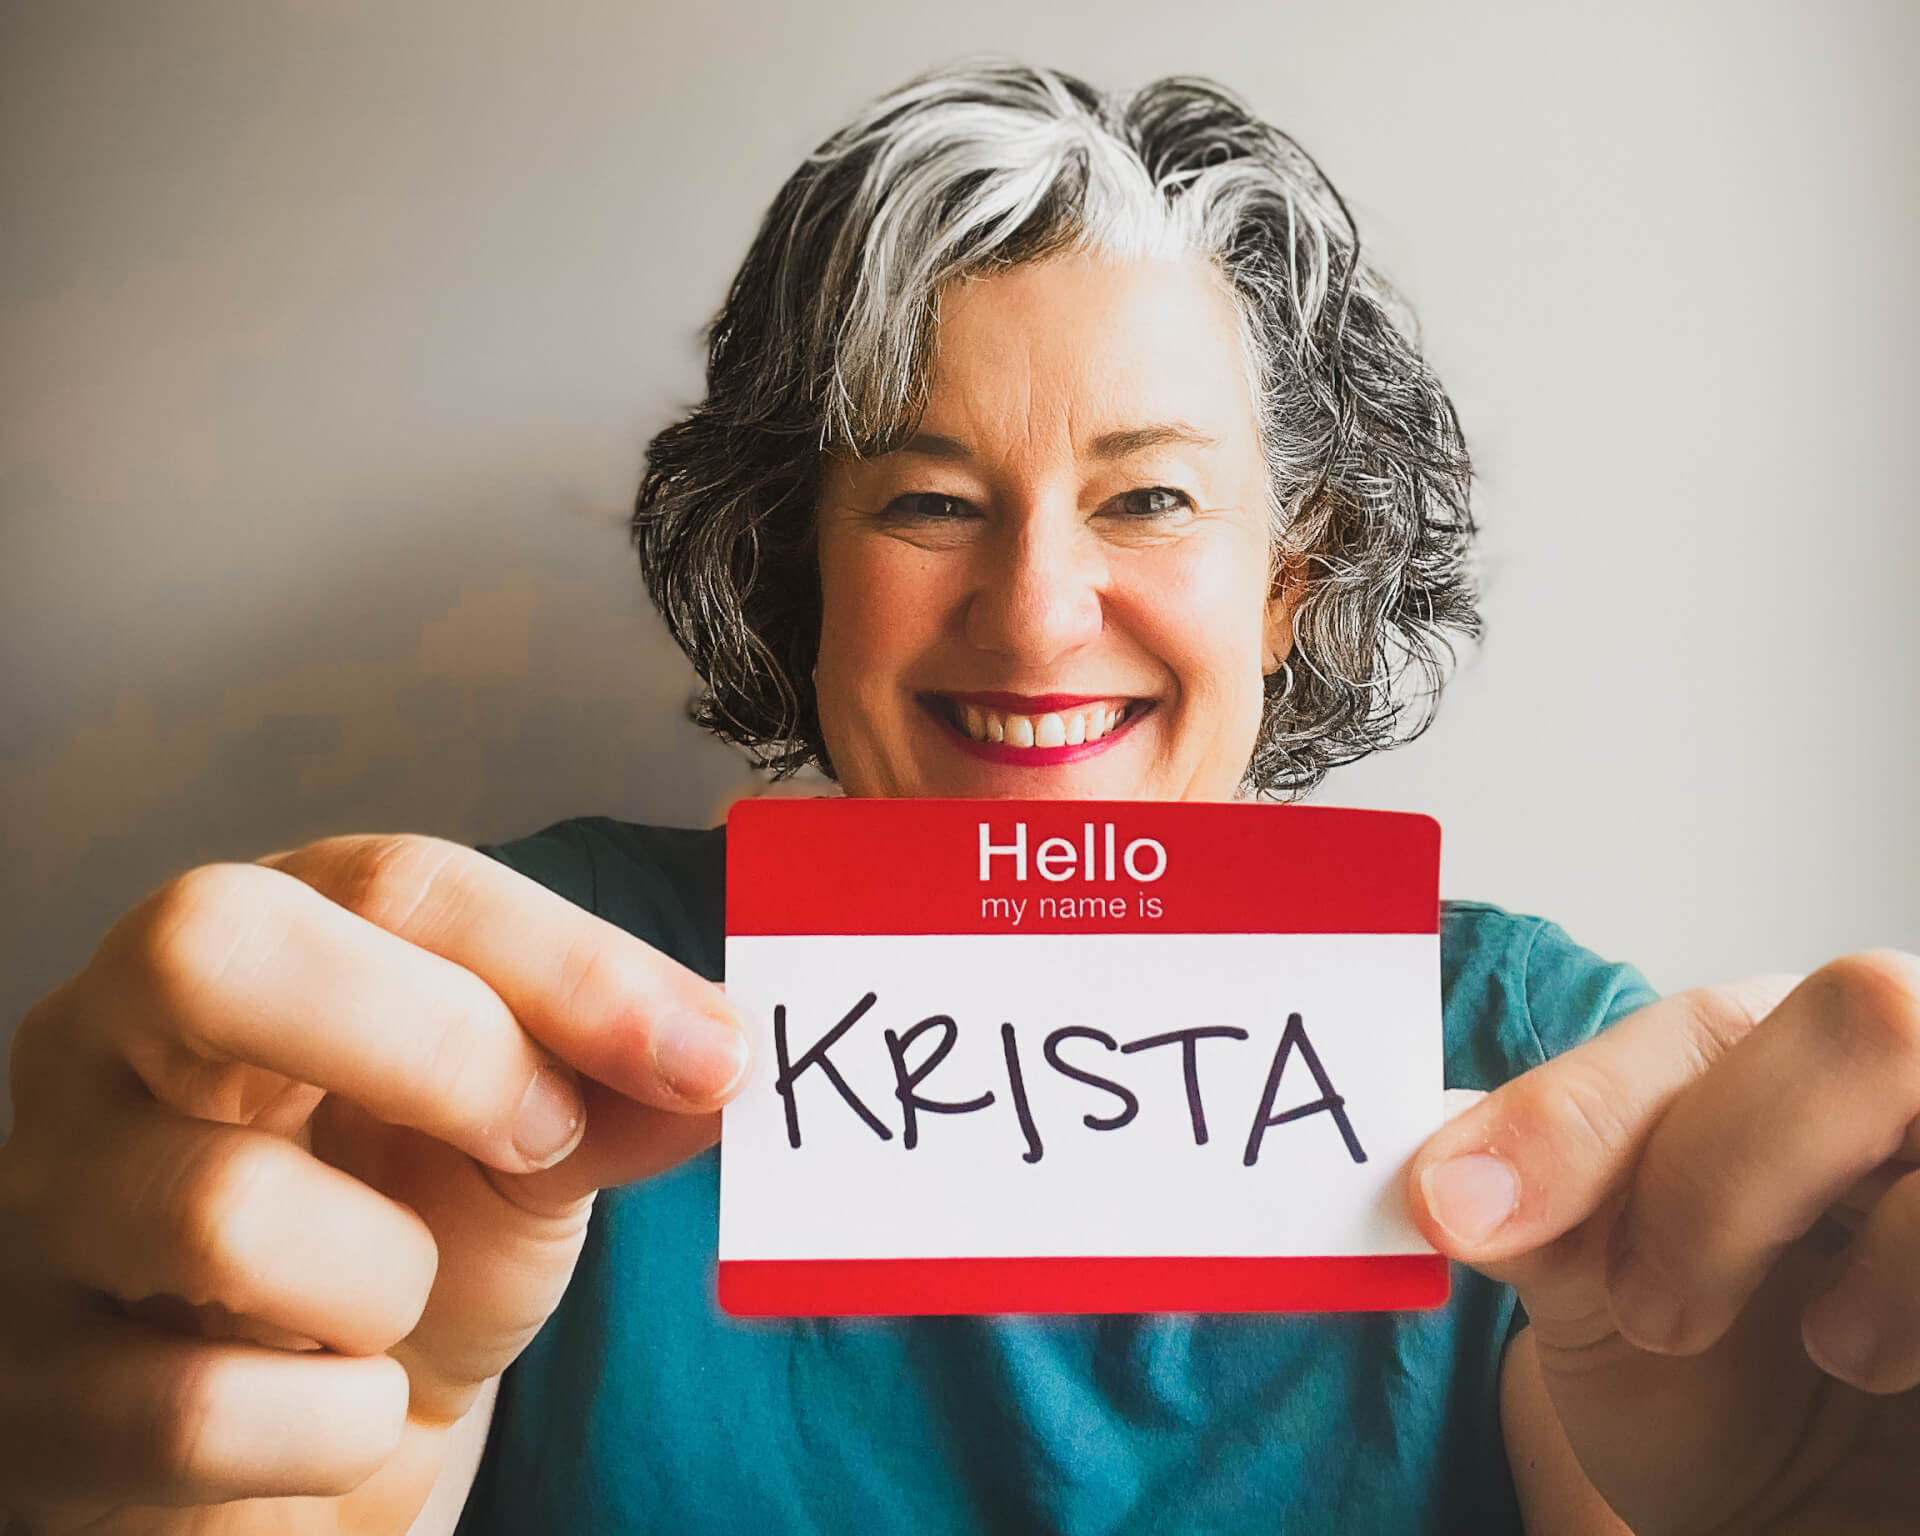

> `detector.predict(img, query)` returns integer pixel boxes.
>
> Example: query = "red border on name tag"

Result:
[727,799,1440,937]
[719,1254,1449,1316]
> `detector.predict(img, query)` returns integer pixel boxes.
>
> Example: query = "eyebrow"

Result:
[891,422,1221,462]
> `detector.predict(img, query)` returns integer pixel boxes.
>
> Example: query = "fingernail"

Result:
[513,1065,586,1169]
[1804,1278,1880,1385]
[1421,1153,1519,1246]
[652,1009,749,1105]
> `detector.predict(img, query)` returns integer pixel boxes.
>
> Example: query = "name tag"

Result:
[718,799,1448,1316]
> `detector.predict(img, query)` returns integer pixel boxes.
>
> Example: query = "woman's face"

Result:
[814,251,1292,801]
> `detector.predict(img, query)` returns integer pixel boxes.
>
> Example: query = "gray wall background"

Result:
[4,0,1915,1135]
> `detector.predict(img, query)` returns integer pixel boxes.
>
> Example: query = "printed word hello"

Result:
[979,822,1168,883]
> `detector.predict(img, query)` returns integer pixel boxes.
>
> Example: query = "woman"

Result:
[2,61,1915,1535]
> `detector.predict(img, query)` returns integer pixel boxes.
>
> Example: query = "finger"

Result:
[80,860,591,1174]
[35,1099,437,1357]
[1804,1164,1920,1393]
[301,1082,721,1421]
[322,1086,717,1359]
[267,835,749,1112]
[498,1078,722,1212]
[1499,1329,1636,1536]
[1405,974,1796,1327]
[1605,951,1920,1356]
[1,1303,409,1504]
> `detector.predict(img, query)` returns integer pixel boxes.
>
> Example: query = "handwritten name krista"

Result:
[771,994,1366,1170]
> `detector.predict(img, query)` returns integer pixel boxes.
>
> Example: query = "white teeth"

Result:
[953,701,1133,747]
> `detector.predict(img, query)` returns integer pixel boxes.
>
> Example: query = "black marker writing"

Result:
[1042,1026,1139,1130]
[1000,1022,1043,1164]
[1121,1025,1250,1145]
[884,1015,996,1150]
[773,993,893,1148]
[1242,1011,1366,1167]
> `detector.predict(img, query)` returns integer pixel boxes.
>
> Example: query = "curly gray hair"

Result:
[633,60,1479,796]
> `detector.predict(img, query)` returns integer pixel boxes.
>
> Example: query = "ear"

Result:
[1261,557,1307,675]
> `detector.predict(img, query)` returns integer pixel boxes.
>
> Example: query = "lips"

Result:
[922,692,1149,765]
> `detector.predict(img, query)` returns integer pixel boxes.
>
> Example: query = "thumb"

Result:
[1405,976,1795,1321]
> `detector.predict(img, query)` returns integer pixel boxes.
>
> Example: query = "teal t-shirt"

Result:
[458,817,1656,1535]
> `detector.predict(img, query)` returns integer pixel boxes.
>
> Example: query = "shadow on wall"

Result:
[0,476,758,1131]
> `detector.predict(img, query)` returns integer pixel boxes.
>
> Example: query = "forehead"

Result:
[915,252,1261,455]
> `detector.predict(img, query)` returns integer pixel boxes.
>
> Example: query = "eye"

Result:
[881,492,977,521]
[1107,486,1194,518]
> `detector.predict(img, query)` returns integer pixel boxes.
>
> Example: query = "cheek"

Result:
[815,537,946,727]
[1124,537,1271,706]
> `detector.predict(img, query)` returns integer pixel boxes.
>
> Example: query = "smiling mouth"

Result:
[921,692,1151,761]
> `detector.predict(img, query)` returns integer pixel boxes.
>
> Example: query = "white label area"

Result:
[720,932,1442,1263]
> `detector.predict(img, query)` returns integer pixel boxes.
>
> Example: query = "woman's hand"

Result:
[0,835,748,1533]
[1408,950,1920,1535]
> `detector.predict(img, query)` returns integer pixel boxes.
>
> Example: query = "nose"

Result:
[961,502,1104,666]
